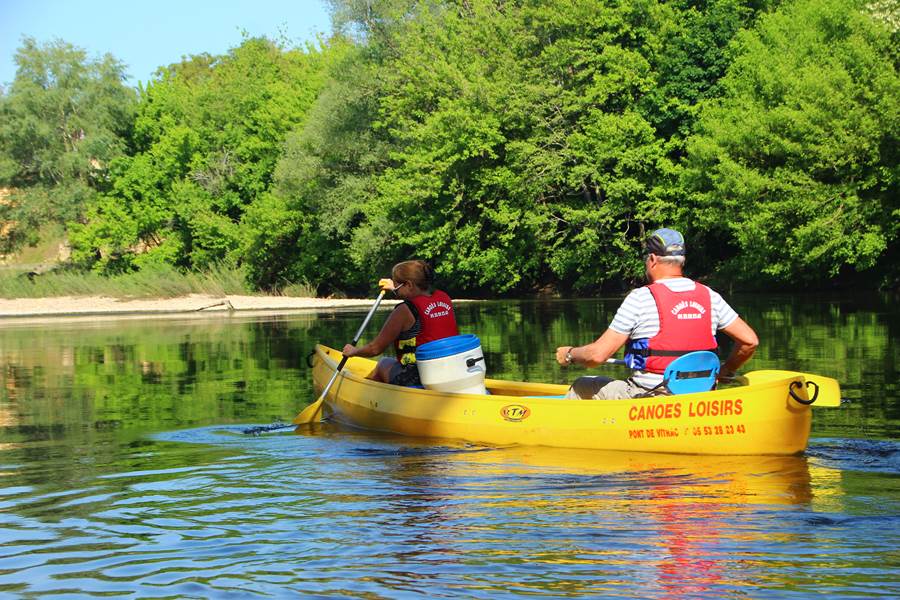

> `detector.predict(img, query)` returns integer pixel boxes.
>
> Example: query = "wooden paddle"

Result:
[293,280,395,426]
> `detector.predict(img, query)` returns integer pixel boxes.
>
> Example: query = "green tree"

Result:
[239,37,366,292]
[271,0,688,295]
[642,0,778,144]
[682,0,899,286]
[0,37,135,252]
[70,37,332,275]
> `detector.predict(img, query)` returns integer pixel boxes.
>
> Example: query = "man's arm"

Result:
[556,328,630,368]
[719,317,759,376]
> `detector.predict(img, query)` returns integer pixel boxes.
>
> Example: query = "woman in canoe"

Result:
[341,260,459,386]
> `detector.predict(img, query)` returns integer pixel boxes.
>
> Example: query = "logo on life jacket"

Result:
[423,301,452,318]
[671,300,706,320]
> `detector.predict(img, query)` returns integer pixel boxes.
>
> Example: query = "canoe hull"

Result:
[307,345,813,455]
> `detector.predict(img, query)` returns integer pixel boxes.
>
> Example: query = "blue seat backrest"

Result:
[663,351,720,395]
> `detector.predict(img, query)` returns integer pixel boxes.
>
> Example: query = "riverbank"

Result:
[0,294,400,321]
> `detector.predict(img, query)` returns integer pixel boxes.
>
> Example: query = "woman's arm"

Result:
[343,303,415,358]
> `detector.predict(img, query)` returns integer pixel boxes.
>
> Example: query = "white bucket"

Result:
[415,334,487,395]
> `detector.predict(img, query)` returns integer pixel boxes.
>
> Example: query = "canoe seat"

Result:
[659,351,721,395]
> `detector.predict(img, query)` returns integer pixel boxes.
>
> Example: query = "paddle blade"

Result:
[293,398,324,425]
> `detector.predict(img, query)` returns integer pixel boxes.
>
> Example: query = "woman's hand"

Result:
[342,344,359,358]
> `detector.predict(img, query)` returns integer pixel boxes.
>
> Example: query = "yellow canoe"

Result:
[299,344,835,455]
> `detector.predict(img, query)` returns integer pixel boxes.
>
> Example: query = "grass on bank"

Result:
[0,264,318,299]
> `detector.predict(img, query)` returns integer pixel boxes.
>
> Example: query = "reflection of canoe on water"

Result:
[301,345,838,456]
[438,446,818,506]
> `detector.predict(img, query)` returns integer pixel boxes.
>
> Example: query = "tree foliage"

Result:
[2,0,896,293]
[0,38,135,252]
[267,0,779,294]
[241,39,385,291]
[68,37,335,274]
[683,0,899,283]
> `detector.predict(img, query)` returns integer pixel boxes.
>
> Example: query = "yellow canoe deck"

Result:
[304,344,820,455]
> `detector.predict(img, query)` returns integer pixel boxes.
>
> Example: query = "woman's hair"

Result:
[392,260,434,290]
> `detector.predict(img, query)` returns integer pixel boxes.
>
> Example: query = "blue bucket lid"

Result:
[416,334,481,361]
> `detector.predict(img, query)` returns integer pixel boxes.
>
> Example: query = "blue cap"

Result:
[644,228,685,257]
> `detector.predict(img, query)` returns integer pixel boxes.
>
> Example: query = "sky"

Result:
[0,0,333,88]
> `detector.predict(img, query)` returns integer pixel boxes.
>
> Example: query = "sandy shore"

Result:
[0,294,401,321]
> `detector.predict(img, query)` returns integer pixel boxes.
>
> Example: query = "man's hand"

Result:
[556,346,575,366]
[717,367,737,383]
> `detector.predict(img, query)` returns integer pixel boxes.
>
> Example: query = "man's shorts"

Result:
[564,375,667,400]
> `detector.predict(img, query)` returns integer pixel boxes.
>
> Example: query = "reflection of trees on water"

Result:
[457,298,621,385]
[0,315,333,435]
[736,294,898,437]
[0,314,342,493]
[2,294,894,440]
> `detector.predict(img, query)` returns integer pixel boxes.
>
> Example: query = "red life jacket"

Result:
[626,281,718,374]
[394,290,459,364]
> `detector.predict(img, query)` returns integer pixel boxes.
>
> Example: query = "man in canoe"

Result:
[341,259,459,386]
[555,228,759,399]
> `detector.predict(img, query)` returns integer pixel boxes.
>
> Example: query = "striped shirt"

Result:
[609,277,738,388]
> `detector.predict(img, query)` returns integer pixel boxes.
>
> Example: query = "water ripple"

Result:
[0,426,898,598]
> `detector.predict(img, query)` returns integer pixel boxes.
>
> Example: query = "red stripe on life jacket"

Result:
[645,282,717,374]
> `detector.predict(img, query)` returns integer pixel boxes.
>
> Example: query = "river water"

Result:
[0,294,897,597]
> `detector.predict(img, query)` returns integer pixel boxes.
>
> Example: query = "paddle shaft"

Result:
[316,289,388,402]
[294,285,397,425]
